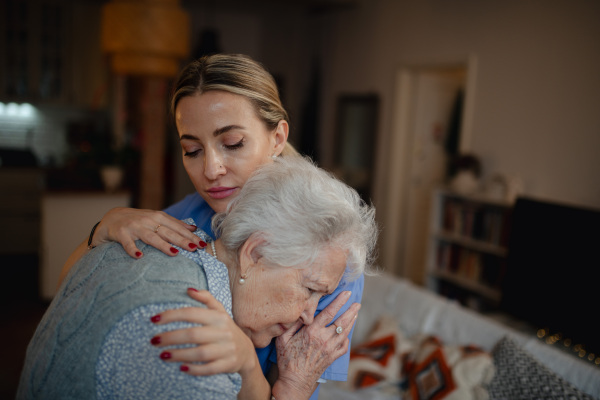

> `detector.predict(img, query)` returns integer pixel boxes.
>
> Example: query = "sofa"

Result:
[319,272,600,400]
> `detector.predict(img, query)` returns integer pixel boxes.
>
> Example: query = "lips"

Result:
[206,186,237,199]
[279,323,297,333]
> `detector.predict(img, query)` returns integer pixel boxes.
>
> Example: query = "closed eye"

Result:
[307,287,327,301]
[184,149,201,158]
[225,138,244,150]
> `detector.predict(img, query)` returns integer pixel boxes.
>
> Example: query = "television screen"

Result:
[501,197,600,355]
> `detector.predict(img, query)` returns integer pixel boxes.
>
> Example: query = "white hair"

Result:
[212,156,377,280]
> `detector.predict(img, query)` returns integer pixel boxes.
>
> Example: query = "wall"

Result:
[317,0,600,206]
[314,0,600,274]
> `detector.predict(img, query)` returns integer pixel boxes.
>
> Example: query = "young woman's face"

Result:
[176,91,287,213]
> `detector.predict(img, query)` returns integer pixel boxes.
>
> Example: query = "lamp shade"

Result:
[101,0,190,77]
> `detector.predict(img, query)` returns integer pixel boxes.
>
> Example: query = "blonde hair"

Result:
[171,53,289,131]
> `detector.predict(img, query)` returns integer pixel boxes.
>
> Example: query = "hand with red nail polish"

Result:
[57,209,206,289]
[149,289,257,379]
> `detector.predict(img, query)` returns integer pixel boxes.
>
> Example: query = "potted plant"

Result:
[99,142,142,193]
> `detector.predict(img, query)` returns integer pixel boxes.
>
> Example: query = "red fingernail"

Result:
[170,247,179,254]
[150,336,161,345]
[160,351,171,360]
[150,315,161,323]
[188,287,199,292]
[180,365,189,372]
[189,243,197,249]
[199,240,207,248]
[189,225,197,230]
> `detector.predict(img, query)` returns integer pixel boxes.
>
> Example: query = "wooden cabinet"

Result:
[0,168,44,254]
[425,188,513,311]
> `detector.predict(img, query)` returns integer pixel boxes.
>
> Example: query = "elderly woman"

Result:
[18,155,377,399]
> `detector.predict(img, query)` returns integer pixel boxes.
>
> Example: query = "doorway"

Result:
[381,58,477,284]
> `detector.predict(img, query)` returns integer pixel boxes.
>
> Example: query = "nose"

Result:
[204,149,226,180]
[299,296,320,326]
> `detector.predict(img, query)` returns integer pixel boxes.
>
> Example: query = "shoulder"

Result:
[317,273,365,312]
[163,193,215,235]
[62,241,210,318]
[74,241,207,287]
[342,275,364,302]
[163,193,210,217]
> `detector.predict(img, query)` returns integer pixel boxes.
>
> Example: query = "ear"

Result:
[271,120,289,157]
[238,232,265,275]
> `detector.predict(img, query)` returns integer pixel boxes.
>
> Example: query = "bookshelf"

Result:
[426,188,513,311]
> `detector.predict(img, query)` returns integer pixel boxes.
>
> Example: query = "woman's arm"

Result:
[152,289,359,400]
[57,207,205,287]
[151,289,272,399]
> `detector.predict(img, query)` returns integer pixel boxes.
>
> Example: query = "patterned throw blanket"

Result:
[338,316,495,400]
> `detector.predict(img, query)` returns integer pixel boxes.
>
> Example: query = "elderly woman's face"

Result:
[176,91,287,213]
[232,247,348,348]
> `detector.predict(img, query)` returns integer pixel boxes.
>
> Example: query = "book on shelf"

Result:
[440,196,511,248]
[435,242,505,287]
[429,189,513,310]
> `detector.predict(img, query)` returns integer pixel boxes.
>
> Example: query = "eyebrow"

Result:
[179,124,245,141]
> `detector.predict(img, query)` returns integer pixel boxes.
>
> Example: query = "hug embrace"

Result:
[17,54,378,400]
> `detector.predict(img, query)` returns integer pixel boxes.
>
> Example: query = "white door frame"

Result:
[380,55,478,279]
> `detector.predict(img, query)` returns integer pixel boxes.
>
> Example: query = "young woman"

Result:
[59,54,365,399]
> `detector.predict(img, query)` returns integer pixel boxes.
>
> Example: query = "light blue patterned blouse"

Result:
[95,223,241,399]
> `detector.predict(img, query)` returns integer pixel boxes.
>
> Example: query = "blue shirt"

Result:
[164,193,365,398]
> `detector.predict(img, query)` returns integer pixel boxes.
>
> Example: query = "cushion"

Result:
[403,334,494,400]
[341,316,495,400]
[486,336,595,400]
[343,315,404,390]
[404,336,456,399]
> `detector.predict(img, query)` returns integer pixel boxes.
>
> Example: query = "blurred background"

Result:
[1,0,599,397]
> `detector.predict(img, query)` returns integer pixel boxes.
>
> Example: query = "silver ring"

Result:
[334,325,343,335]
[153,224,161,233]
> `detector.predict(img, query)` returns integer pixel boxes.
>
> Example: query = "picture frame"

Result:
[334,93,379,201]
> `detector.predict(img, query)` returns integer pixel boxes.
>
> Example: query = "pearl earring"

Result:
[239,274,248,284]
[272,155,277,160]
